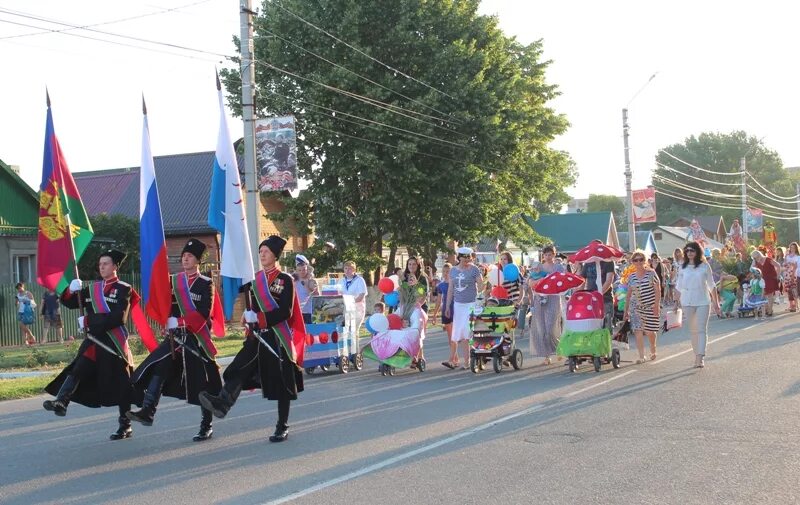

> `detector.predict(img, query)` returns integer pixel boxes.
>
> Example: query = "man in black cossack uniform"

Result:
[199,235,307,442]
[43,249,138,441]
[126,239,223,441]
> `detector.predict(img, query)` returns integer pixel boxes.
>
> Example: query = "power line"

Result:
[0,17,223,62]
[655,187,800,220]
[658,150,742,176]
[653,174,740,200]
[655,162,742,187]
[253,58,468,138]
[266,89,467,149]
[271,0,458,102]
[0,7,229,58]
[0,0,215,40]
[747,173,800,202]
[259,26,461,125]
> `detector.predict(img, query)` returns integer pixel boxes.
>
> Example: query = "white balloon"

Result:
[368,313,389,333]
[388,274,400,290]
[487,265,504,285]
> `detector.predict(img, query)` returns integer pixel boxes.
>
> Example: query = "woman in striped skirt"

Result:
[623,250,661,364]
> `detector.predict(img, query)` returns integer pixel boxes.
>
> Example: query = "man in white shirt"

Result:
[339,261,367,354]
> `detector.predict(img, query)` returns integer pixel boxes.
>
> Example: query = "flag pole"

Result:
[64,213,85,319]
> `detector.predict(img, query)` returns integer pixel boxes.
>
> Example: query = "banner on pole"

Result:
[632,187,657,224]
[746,208,763,232]
[255,116,298,192]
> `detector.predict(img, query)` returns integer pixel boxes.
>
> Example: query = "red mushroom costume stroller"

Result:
[553,241,625,372]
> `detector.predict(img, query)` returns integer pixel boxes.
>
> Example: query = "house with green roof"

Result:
[0,159,39,285]
[523,211,620,254]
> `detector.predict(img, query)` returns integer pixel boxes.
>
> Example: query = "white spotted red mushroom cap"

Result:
[568,241,625,263]
[534,270,585,294]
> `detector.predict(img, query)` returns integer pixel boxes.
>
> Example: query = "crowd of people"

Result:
[27,232,800,443]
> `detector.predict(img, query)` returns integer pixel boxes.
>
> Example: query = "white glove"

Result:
[244,310,259,323]
[69,279,83,293]
[166,317,179,330]
[77,316,85,329]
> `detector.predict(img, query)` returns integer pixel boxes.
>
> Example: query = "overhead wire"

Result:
[265,89,467,149]
[659,150,743,176]
[258,26,461,125]
[652,174,740,200]
[271,0,458,102]
[0,0,215,40]
[655,162,743,187]
[747,173,800,202]
[0,17,224,62]
[655,188,800,220]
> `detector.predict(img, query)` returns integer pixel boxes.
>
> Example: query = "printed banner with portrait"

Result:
[632,187,657,224]
[746,208,763,232]
[255,116,298,192]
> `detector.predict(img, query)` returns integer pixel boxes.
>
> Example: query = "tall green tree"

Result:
[77,214,140,279]
[222,0,574,279]
[586,193,626,229]
[653,131,799,243]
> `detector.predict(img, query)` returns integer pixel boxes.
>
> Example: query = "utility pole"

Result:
[796,182,800,242]
[622,108,636,252]
[240,0,260,265]
[740,157,747,242]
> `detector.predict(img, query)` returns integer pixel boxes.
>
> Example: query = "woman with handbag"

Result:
[675,241,722,368]
[622,251,661,364]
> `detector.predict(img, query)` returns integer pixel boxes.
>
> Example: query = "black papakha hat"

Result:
[181,238,207,262]
[259,235,287,258]
[100,249,126,267]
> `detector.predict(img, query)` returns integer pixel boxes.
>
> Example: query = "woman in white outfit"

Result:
[675,241,721,368]
[444,247,484,369]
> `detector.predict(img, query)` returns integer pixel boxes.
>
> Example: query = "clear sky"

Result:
[2,0,799,201]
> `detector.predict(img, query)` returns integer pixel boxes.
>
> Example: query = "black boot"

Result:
[269,398,290,443]
[193,408,213,442]
[43,375,80,417]
[126,375,163,426]
[110,416,133,441]
[198,381,241,419]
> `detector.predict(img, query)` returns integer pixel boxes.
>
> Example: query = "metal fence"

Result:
[0,274,147,347]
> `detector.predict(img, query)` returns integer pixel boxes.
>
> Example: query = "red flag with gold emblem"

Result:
[37,93,94,294]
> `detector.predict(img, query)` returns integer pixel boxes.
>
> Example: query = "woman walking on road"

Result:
[444,248,483,369]
[528,245,564,365]
[676,241,721,368]
[623,251,661,364]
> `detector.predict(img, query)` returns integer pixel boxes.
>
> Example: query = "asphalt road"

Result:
[1,310,799,505]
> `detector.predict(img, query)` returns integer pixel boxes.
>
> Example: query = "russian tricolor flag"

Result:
[139,97,171,325]
[208,72,255,319]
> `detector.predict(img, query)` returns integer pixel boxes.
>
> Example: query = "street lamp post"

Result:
[621,73,658,253]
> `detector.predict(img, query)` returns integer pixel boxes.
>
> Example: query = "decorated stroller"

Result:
[469,303,523,373]
[737,283,766,318]
[555,241,625,372]
[362,281,427,376]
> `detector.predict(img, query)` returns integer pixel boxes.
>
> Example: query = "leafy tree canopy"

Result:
[77,214,140,279]
[221,0,575,278]
[586,194,626,229]
[653,131,799,244]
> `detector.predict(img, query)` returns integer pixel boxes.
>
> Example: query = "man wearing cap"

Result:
[126,239,223,441]
[293,254,318,324]
[43,249,139,440]
[199,235,307,442]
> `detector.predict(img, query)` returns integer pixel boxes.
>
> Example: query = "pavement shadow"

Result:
[212,368,696,505]
[720,331,800,357]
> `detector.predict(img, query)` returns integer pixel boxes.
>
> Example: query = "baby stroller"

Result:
[737,284,765,318]
[557,290,617,372]
[469,302,523,374]
[362,328,425,376]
